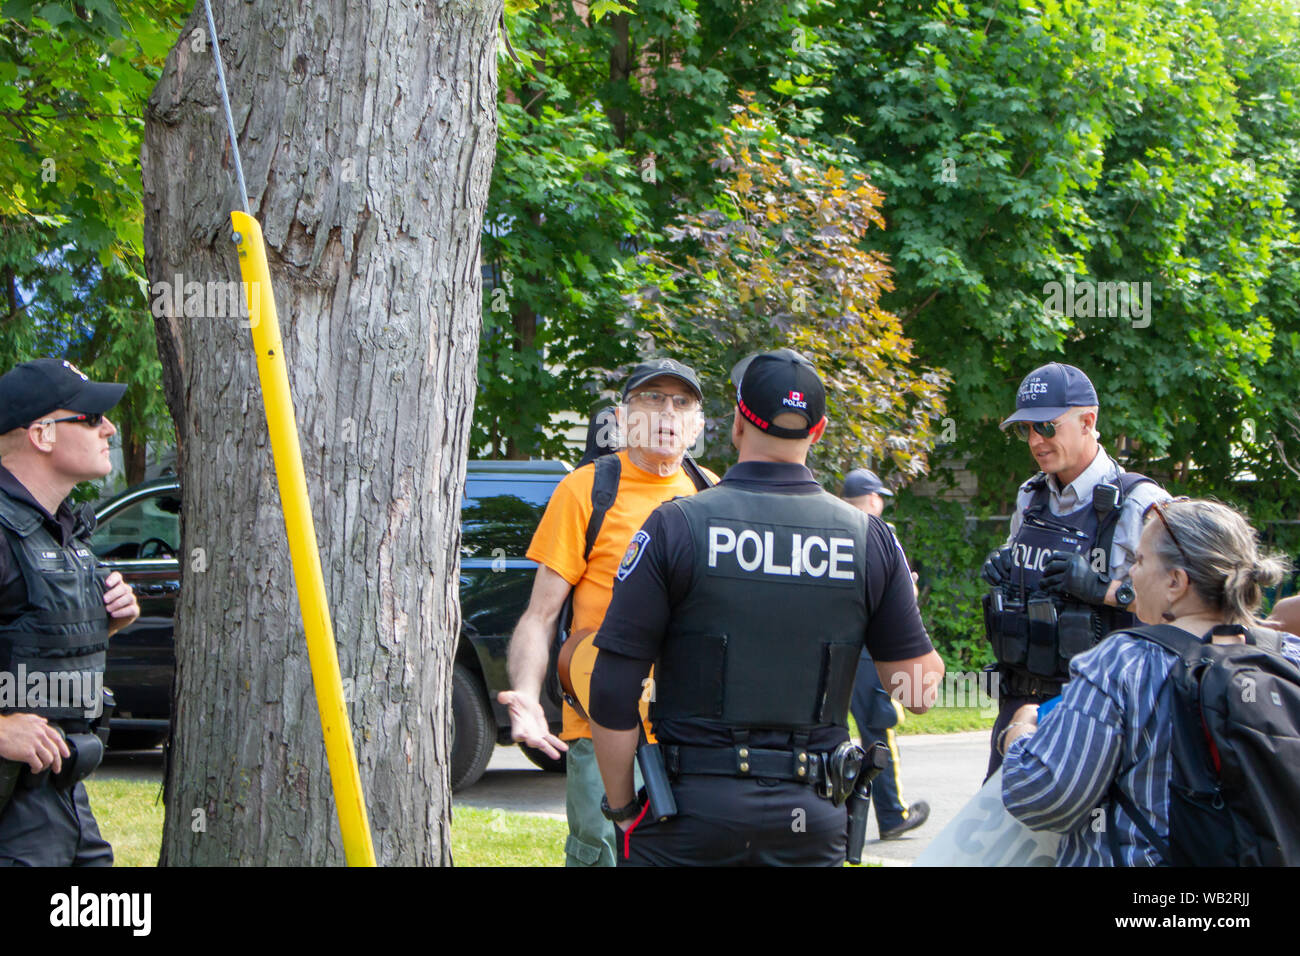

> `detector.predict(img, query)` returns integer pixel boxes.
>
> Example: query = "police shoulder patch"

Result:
[617,529,651,581]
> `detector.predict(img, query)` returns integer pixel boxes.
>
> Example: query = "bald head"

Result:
[732,410,824,463]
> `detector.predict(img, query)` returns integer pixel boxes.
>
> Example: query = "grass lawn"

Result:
[891,706,995,736]
[83,778,165,868]
[451,807,567,866]
[81,780,572,867]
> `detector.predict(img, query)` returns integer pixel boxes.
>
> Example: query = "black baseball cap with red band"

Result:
[730,348,827,440]
[0,358,125,434]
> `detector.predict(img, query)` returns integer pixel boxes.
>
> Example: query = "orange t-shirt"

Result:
[526,451,718,740]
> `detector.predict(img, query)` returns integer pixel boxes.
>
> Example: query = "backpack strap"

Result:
[547,455,622,708]
[1120,622,1204,659]
[680,454,715,493]
[1247,626,1283,654]
[1108,782,1173,865]
[582,453,622,562]
[1095,472,1154,575]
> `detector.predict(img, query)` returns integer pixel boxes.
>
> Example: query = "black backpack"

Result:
[1107,623,1300,866]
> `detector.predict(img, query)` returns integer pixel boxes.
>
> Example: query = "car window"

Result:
[92,492,181,560]
[461,479,558,560]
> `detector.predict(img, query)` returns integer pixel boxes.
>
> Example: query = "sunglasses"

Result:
[1011,418,1063,441]
[31,412,105,429]
[1146,497,1193,566]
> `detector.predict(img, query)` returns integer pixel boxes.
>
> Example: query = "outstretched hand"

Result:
[497,690,568,760]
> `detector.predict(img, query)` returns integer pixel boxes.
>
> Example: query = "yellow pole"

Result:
[231,210,377,867]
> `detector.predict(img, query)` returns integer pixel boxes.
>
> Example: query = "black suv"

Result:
[91,461,568,790]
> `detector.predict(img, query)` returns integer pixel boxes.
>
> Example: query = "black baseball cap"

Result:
[842,468,893,498]
[0,358,126,434]
[730,348,827,439]
[622,358,703,403]
[999,363,1098,431]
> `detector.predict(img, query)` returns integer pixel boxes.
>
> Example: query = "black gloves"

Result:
[1040,551,1110,605]
[981,547,1015,587]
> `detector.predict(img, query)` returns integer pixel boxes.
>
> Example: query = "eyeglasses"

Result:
[627,390,699,411]
[1147,497,1193,566]
[31,412,104,429]
[1012,418,1063,441]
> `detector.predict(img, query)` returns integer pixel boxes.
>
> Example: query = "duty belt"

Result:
[664,744,828,787]
[993,665,1064,700]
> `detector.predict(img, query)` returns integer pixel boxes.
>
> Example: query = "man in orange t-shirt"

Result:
[497,358,715,867]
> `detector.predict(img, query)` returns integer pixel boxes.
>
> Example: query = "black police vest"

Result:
[986,473,1142,684]
[0,489,109,722]
[649,484,869,731]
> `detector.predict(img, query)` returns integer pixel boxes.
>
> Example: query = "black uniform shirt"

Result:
[592,460,934,749]
[0,465,82,624]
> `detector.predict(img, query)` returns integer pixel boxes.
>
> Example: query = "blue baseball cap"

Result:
[841,469,892,498]
[999,363,1098,431]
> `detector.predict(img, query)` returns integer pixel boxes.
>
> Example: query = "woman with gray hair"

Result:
[999,497,1300,865]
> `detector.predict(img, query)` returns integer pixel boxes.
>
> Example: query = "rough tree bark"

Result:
[141,0,500,865]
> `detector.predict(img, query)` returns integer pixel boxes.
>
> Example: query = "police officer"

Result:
[981,363,1169,777]
[841,469,929,840]
[0,358,140,865]
[588,349,944,866]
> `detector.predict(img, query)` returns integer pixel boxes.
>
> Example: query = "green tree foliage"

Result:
[480,4,654,459]
[806,0,1300,508]
[482,0,840,459]
[638,99,949,479]
[0,0,187,486]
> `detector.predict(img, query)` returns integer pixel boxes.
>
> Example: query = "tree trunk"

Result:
[607,13,631,144]
[119,418,147,487]
[141,0,500,866]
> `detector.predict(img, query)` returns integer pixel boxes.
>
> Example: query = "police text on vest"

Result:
[708,526,854,579]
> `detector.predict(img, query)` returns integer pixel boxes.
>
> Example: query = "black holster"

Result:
[637,736,678,822]
[845,742,889,865]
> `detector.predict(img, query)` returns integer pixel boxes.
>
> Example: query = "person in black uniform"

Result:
[587,349,945,866]
[0,358,140,866]
[840,469,929,840]
[981,363,1168,778]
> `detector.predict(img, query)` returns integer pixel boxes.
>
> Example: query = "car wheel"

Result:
[108,730,168,751]
[451,663,495,792]
[519,743,567,774]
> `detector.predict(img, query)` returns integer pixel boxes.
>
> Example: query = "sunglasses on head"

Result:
[30,412,104,429]
[1011,418,1063,441]
[1146,496,1193,566]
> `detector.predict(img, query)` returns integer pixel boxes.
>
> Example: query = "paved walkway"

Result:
[455,730,991,865]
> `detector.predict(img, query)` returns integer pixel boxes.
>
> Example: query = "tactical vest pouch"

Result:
[1057,606,1097,661]
[1025,596,1059,677]
[985,591,1029,666]
[815,643,861,725]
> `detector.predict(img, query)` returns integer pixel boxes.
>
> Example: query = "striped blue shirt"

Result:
[1001,628,1300,866]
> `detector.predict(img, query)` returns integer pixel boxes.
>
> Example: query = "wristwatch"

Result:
[1115,582,1136,609]
[600,794,642,823]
